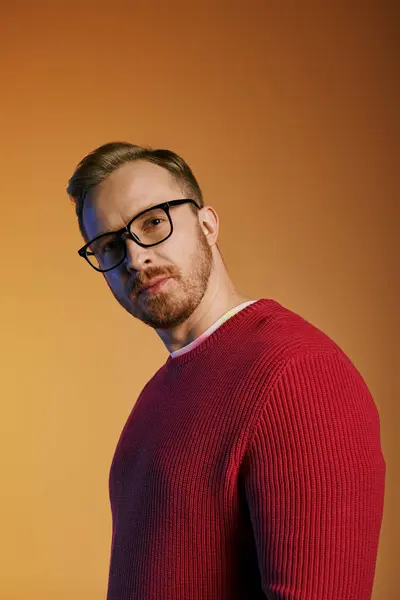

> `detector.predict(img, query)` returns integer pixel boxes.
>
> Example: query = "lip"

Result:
[139,276,169,293]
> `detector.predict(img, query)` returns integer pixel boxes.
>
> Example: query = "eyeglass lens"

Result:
[86,207,171,271]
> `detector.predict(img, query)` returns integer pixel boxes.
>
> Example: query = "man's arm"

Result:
[240,351,386,599]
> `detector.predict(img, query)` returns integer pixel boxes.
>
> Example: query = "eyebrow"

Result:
[93,202,157,239]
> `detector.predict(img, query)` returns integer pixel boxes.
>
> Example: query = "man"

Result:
[67,142,386,600]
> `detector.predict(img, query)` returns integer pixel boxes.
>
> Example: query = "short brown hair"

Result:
[67,142,204,241]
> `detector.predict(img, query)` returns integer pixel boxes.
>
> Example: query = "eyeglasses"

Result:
[77,199,200,272]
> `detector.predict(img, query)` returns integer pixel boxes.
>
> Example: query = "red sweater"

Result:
[107,298,386,599]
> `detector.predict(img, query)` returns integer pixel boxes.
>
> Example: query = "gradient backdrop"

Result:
[1,2,398,599]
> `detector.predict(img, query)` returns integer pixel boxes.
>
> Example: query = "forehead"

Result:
[82,160,183,239]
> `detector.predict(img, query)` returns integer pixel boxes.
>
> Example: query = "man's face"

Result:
[82,160,214,329]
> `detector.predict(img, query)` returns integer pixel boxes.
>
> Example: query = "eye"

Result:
[96,236,122,255]
[143,218,163,229]
[102,239,119,253]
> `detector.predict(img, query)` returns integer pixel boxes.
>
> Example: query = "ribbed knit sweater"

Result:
[107,298,386,600]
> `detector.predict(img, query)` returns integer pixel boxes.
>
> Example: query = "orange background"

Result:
[1,2,397,598]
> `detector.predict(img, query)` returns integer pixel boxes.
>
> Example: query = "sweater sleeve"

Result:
[240,351,386,600]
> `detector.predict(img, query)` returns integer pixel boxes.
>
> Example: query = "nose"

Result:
[124,237,153,272]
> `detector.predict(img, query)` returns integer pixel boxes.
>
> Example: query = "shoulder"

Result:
[244,299,371,411]
[243,300,345,389]
[254,299,343,360]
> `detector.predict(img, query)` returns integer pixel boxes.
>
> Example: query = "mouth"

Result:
[138,277,170,295]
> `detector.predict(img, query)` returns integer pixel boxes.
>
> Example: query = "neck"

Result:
[157,265,252,354]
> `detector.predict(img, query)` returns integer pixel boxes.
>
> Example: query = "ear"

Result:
[199,205,219,245]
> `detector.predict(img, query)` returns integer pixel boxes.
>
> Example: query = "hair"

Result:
[67,142,205,242]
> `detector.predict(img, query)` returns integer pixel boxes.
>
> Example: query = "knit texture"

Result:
[107,298,386,599]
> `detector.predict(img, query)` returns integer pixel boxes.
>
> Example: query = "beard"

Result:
[108,223,214,330]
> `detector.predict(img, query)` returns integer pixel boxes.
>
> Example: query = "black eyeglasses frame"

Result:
[77,198,201,273]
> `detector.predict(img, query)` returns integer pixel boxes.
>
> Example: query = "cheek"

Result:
[103,270,126,297]
[159,236,192,275]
